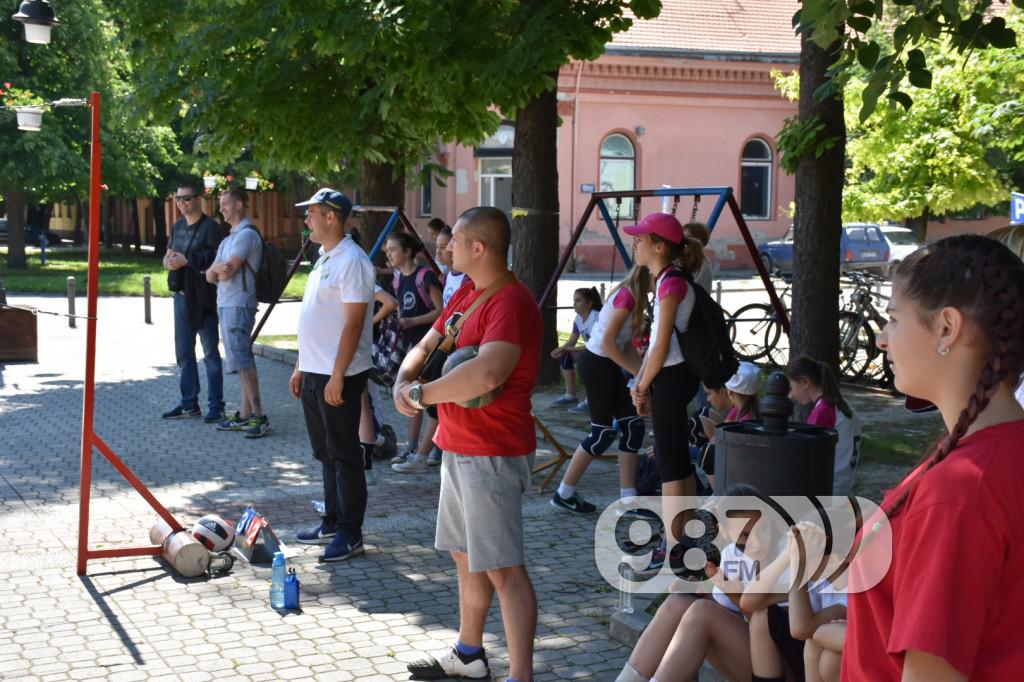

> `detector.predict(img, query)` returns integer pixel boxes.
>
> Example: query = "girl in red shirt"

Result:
[843,235,1024,681]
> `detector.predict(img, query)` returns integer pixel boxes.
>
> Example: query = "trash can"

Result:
[716,371,836,496]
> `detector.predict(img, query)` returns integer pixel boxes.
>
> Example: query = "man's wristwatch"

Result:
[408,383,426,410]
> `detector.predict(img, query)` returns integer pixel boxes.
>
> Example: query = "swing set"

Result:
[531,186,790,489]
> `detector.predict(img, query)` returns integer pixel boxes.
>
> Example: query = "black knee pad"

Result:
[616,416,645,453]
[581,423,616,456]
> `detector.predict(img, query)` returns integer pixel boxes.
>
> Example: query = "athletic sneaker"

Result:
[243,415,272,439]
[407,645,490,680]
[216,412,248,431]
[295,521,336,545]
[377,424,398,459]
[203,410,225,424]
[391,449,414,465]
[393,456,429,473]
[319,532,364,562]
[569,399,590,413]
[550,394,577,407]
[551,491,597,514]
[427,447,443,467]
[162,405,201,419]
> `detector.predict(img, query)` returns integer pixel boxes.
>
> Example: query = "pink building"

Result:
[406,0,801,271]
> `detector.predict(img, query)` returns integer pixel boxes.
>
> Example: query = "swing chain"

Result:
[670,195,681,216]
[689,195,701,224]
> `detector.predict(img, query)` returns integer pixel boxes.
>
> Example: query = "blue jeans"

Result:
[173,292,224,413]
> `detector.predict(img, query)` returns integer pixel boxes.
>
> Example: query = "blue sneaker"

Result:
[162,404,201,419]
[296,521,336,545]
[243,415,272,439]
[319,532,365,562]
[216,411,247,431]
[204,410,226,424]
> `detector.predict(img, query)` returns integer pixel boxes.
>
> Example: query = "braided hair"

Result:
[885,234,1024,520]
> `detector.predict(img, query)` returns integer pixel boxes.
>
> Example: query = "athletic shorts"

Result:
[218,306,256,373]
[435,452,532,572]
[577,349,635,426]
[651,362,700,483]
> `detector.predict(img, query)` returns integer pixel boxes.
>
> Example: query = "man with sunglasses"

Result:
[161,181,227,422]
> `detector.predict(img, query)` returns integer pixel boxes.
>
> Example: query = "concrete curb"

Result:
[253,341,297,365]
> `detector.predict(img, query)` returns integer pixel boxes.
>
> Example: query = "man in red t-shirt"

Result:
[393,206,541,682]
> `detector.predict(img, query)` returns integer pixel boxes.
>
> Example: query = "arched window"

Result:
[740,139,773,220]
[600,133,636,217]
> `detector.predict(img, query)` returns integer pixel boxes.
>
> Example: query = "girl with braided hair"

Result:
[843,234,1024,681]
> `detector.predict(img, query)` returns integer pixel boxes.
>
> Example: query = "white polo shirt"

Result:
[298,236,375,376]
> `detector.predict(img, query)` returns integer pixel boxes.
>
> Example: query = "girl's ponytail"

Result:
[786,356,852,418]
[679,237,705,276]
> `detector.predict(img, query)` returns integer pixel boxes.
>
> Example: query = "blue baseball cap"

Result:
[295,188,352,218]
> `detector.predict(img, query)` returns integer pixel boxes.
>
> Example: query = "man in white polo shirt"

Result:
[290,188,376,562]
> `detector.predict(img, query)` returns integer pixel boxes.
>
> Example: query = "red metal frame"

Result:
[77,92,186,576]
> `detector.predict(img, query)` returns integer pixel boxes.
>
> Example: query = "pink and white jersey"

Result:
[649,265,695,367]
[808,397,863,496]
[585,287,638,358]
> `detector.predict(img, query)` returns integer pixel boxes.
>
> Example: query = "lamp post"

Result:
[12,0,58,44]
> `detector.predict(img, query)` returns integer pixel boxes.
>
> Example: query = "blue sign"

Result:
[1013,192,1024,224]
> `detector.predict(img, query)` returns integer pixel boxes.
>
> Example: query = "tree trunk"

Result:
[131,199,142,253]
[121,199,132,256]
[103,196,115,248]
[5,189,27,270]
[512,77,560,385]
[153,197,168,257]
[359,160,406,268]
[905,207,929,242]
[790,32,846,374]
[73,200,84,246]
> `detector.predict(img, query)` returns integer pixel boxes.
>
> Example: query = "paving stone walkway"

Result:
[0,294,633,681]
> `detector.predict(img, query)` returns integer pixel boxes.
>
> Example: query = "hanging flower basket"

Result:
[245,176,259,191]
[14,106,44,131]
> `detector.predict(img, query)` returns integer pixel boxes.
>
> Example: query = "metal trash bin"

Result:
[716,371,837,496]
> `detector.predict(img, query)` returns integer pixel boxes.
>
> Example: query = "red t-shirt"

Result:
[431,277,541,457]
[843,419,1024,681]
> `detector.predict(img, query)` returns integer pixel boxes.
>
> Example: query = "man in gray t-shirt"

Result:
[206,189,270,438]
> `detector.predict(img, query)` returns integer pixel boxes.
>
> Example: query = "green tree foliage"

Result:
[796,0,1022,122]
[113,0,659,181]
[1,0,182,269]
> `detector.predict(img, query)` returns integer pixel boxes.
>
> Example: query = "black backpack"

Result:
[242,224,289,304]
[664,268,739,387]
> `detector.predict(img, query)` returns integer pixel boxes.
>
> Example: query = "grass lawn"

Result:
[258,334,298,350]
[1,247,309,298]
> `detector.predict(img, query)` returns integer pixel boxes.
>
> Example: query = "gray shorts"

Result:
[218,306,256,373]
[435,452,532,572]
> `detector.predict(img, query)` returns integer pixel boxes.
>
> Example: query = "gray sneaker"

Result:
[392,455,429,473]
[391,449,413,465]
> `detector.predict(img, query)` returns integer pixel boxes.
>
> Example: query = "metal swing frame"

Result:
[531,186,790,489]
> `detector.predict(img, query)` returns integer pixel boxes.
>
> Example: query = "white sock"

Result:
[374,433,385,446]
[557,482,576,500]
[620,487,638,500]
[614,662,650,682]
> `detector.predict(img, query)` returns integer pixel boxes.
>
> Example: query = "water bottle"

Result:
[284,568,301,610]
[618,560,635,614]
[270,551,286,609]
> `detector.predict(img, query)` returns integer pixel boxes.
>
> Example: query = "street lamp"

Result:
[12,0,59,44]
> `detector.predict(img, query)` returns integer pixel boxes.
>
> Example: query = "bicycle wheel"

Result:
[838,311,876,381]
[728,303,781,362]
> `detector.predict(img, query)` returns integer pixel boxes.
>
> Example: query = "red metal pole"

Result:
[77,92,102,576]
[726,192,791,335]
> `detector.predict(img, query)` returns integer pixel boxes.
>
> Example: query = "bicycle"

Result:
[837,270,893,385]
[727,272,789,363]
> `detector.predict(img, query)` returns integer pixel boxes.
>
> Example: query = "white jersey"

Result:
[649,265,695,367]
[443,271,467,308]
[573,312,597,342]
[834,408,863,496]
[585,287,638,358]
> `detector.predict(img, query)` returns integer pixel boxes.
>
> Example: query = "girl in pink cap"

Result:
[625,212,705,561]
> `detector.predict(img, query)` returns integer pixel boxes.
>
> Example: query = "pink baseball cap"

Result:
[623,212,685,244]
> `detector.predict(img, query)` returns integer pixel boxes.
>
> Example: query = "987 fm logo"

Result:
[594,496,892,595]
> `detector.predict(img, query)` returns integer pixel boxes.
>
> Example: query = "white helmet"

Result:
[192,514,234,552]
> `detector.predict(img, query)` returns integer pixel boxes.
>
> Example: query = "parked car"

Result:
[758,222,891,273]
[879,224,922,277]
[0,218,63,246]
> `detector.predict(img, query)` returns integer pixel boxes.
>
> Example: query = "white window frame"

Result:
[599,133,637,219]
[478,157,512,209]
